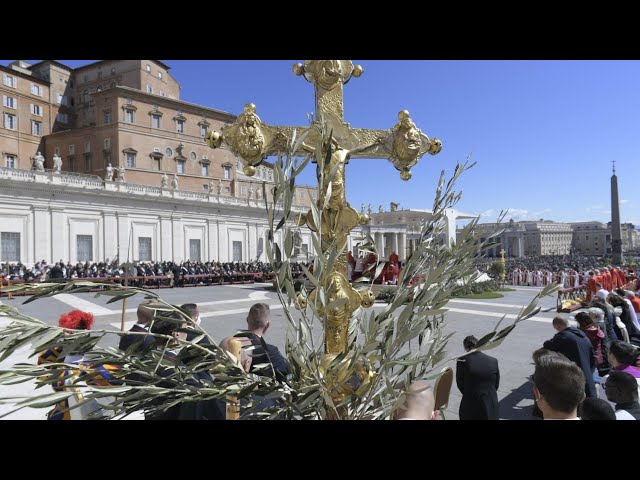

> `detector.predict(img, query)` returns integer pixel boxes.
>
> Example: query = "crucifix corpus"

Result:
[205,60,442,355]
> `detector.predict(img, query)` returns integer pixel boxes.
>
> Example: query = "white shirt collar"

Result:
[543,417,580,420]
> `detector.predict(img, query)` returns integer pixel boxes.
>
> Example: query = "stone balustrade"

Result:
[0,167,306,211]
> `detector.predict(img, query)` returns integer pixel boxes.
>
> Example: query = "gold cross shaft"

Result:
[205,60,442,354]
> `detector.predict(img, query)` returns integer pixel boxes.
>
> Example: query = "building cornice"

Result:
[94,86,236,121]
[0,65,50,85]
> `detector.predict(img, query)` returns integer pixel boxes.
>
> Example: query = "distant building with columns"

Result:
[353,207,477,261]
[464,218,637,258]
[0,169,474,266]
[570,221,639,256]
[465,219,573,257]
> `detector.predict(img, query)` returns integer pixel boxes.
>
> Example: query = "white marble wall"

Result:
[0,171,309,265]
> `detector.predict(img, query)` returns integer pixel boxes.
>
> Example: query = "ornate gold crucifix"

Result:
[205,60,442,355]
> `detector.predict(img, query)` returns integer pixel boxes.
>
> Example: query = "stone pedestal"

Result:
[34,171,48,184]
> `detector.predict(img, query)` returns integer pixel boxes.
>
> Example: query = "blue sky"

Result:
[7,60,639,226]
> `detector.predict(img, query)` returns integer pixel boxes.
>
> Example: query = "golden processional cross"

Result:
[205,60,442,355]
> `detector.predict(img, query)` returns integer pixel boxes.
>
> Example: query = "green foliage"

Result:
[487,261,505,279]
[376,288,397,303]
[0,121,559,421]
[455,292,504,299]
[453,279,502,296]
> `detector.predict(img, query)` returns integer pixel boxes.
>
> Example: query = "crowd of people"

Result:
[29,270,640,420]
[453,274,640,420]
[38,302,291,420]
[13,250,640,420]
[473,254,638,290]
[1,259,277,281]
[0,259,314,289]
[475,254,612,274]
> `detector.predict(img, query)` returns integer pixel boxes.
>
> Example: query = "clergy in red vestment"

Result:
[616,268,628,288]
[586,271,599,302]
[603,269,613,292]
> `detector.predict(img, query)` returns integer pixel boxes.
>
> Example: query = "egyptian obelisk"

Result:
[611,161,623,265]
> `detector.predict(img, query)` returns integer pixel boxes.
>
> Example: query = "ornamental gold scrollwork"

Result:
[294,60,359,91]
[205,103,268,176]
[386,110,443,181]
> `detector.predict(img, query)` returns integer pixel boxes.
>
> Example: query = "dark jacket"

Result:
[247,333,290,382]
[118,324,155,353]
[615,401,640,420]
[49,265,65,279]
[456,351,500,420]
[543,326,597,397]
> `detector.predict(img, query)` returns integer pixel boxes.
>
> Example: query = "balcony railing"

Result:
[0,167,306,212]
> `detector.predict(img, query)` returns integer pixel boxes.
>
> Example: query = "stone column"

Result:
[443,208,457,247]
[219,221,228,262]
[391,233,399,255]
[248,223,257,261]
[374,231,384,258]
[208,219,219,262]
[611,171,623,264]
[160,216,173,261]
[33,206,50,263]
[398,232,407,262]
[116,213,130,262]
[50,208,65,262]
[172,215,184,263]
[103,212,117,261]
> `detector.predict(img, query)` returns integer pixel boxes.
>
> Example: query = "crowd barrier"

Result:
[556,285,587,313]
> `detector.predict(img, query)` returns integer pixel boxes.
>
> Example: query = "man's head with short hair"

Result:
[247,303,271,334]
[150,313,188,344]
[532,348,564,365]
[533,356,585,419]
[463,335,478,352]
[579,398,616,420]
[605,371,639,405]
[396,380,438,420]
[136,299,155,326]
[552,316,570,332]
[608,341,640,368]
[180,303,199,322]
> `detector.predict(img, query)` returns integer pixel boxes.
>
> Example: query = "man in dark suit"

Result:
[543,316,596,397]
[144,316,225,420]
[118,300,156,353]
[180,303,201,341]
[228,303,290,382]
[456,335,500,420]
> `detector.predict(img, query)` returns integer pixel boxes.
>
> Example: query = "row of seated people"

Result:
[36,301,451,421]
[1,260,311,292]
[1,259,278,281]
[37,302,292,420]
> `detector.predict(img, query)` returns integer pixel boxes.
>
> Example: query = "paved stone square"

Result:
[0,284,559,420]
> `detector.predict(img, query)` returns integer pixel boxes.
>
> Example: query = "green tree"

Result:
[488,261,506,280]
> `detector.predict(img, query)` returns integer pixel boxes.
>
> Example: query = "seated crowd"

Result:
[39,302,292,420]
[0,259,312,289]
